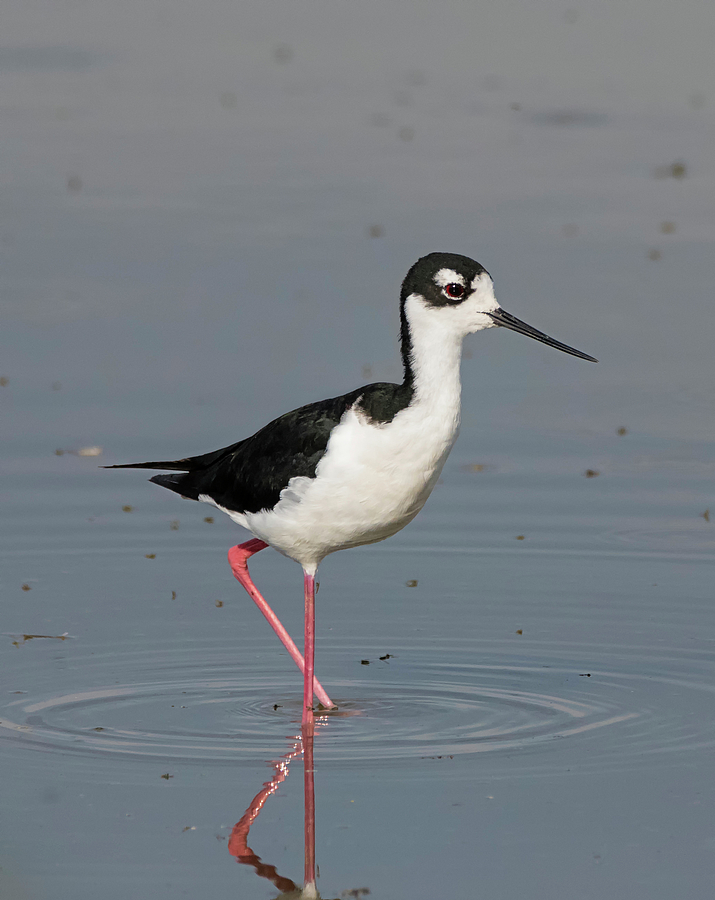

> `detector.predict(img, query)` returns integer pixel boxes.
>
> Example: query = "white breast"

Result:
[241,396,460,569]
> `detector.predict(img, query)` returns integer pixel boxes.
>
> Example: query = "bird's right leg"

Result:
[228,540,335,710]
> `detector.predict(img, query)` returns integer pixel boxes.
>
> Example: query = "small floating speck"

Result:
[215,600,224,608]
[203,516,214,524]
[702,510,710,523]
[654,160,687,179]
[515,535,525,541]
[405,579,418,587]
[617,426,628,436]
[77,446,102,457]
[584,469,600,478]
[170,520,179,530]
[161,773,173,780]
[360,659,370,665]
[21,583,31,591]
[145,553,156,559]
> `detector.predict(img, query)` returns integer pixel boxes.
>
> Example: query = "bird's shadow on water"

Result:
[228,718,343,900]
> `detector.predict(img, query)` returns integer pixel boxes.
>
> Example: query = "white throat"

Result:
[403,293,465,423]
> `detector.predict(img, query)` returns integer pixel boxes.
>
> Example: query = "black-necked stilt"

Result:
[107,252,596,730]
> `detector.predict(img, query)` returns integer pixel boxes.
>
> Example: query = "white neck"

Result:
[403,294,464,425]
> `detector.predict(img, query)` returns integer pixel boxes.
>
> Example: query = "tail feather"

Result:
[103,439,245,474]
[103,458,197,472]
[149,472,199,499]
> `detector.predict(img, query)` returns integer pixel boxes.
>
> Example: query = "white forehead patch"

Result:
[471,272,485,290]
[433,268,465,288]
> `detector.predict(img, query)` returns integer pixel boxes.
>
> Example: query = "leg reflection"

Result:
[229,722,327,899]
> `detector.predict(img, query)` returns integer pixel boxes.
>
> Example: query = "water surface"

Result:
[2,1,714,898]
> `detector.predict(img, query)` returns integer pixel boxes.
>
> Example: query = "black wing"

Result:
[106,382,413,514]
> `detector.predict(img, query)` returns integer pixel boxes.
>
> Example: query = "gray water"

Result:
[2,2,715,898]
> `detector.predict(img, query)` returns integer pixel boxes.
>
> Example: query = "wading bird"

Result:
[107,252,596,728]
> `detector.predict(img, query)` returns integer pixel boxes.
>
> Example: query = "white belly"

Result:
[221,401,460,571]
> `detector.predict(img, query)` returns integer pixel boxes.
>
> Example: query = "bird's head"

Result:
[400,252,597,362]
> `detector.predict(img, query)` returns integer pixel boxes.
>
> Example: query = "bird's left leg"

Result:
[228,540,335,709]
[302,569,316,728]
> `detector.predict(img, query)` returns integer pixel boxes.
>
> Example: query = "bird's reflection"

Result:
[229,719,328,899]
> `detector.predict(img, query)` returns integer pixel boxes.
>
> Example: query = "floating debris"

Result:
[405,579,418,587]
[579,673,591,677]
[203,516,214,524]
[702,510,710,523]
[169,519,179,530]
[161,773,174,780]
[182,825,196,832]
[379,654,394,660]
[6,632,72,646]
[660,221,676,234]
[122,505,133,512]
[515,535,525,541]
[145,553,156,559]
[516,629,523,635]
[215,600,224,608]
[654,160,687,179]
[584,469,600,478]
[466,463,486,472]
[616,426,628,436]
[171,591,177,600]
[360,659,370,665]
[21,583,31,592]
[56,446,103,457]
[367,224,384,238]
[0,376,9,386]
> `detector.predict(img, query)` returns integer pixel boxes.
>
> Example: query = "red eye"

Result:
[444,283,465,299]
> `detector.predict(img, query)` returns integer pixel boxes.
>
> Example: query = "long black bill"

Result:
[488,308,597,362]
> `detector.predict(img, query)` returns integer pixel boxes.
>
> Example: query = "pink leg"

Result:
[302,719,317,896]
[228,541,335,710]
[302,571,316,727]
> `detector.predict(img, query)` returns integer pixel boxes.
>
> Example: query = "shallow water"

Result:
[2,1,715,898]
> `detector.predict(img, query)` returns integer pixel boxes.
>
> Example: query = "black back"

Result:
[110,381,414,514]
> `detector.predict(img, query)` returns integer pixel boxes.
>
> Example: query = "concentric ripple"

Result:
[2,637,714,770]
